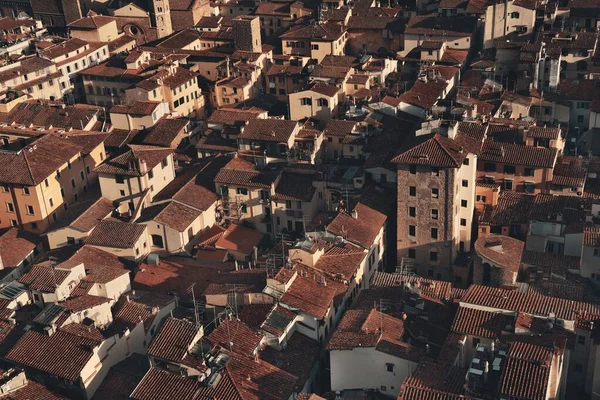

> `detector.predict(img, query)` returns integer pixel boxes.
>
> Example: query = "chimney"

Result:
[225,57,230,78]
[139,159,147,175]
[0,255,3,270]
[351,209,358,219]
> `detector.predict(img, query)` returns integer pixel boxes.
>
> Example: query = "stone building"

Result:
[473,235,524,287]
[393,122,484,284]
[232,15,261,53]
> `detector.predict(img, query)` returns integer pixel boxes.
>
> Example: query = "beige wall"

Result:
[483,2,535,48]
[282,34,348,62]
[476,161,553,194]
[98,154,175,203]
[402,34,471,57]
[289,90,338,124]
[1,143,105,234]
[72,20,120,42]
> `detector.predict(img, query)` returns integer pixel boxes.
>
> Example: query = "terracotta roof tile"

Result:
[552,161,587,188]
[49,196,113,233]
[280,274,336,319]
[401,362,467,395]
[499,341,553,400]
[94,353,149,400]
[259,332,319,391]
[558,79,600,101]
[86,220,146,249]
[112,297,156,331]
[0,228,40,268]
[451,306,510,339]
[6,324,102,381]
[0,134,84,185]
[0,101,102,129]
[324,119,359,137]
[327,203,386,249]
[239,119,298,143]
[62,294,110,313]
[405,15,477,36]
[392,133,467,167]
[480,139,558,168]
[57,245,131,283]
[461,284,600,320]
[214,157,279,189]
[206,318,263,357]
[208,107,266,125]
[147,317,198,363]
[213,224,263,255]
[272,172,315,202]
[280,22,346,41]
[94,145,173,177]
[131,367,239,400]
[18,263,71,293]
[371,272,453,300]
[474,235,524,272]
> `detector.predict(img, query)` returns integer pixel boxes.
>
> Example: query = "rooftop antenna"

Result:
[189,282,200,329]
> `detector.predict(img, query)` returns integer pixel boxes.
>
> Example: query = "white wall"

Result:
[330,347,417,397]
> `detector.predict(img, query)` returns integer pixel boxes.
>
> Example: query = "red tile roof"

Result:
[58,245,131,283]
[326,201,386,249]
[280,273,336,319]
[18,263,71,293]
[371,272,453,300]
[324,119,359,137]
[94,145,173,177]
[499,341,554,400]
[215,224,265,255]
[405,15,477,36]
[214,156,279,189]
[461,284,600,320]
[259,331,319,392]
[3,380,68,400]
[206,318,263,357]
[0,228,39,268]
[147,317,198,363]
[392,133,467,167]
[112,296,156,331]
[480,139,558,168]
[239,119,298,143]
[280,22,345,41]
[62,294,110,313]
[86,220,146,249]
[208,107,266,125]
[272,172,316,202]
[451,306,510,339]
[401,362,467,396]
[131,367,240,400]
[474,235,524,272]
[6,324,103,381]
[327,308,426,362]
[0,134,85,185]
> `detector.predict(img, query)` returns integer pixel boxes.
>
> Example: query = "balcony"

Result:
[285,210,303,219]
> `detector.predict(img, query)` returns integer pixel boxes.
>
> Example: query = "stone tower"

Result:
[232,16,261,53]
[150,0,173,39]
